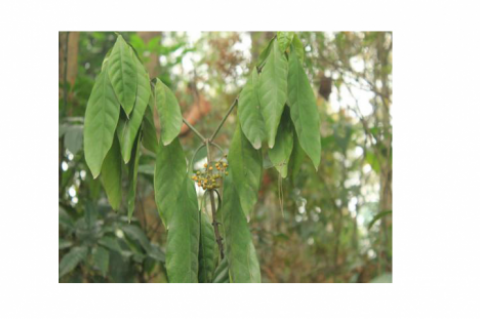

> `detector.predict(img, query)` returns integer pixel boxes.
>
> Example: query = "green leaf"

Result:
[238,69,265,149]
[59,246,88,278]
[288,131,306,179]
[98,236,123,254]
[258,39,288,148]
[166,176,200,283]
[368,210,392,230]
[287,48,321,170]
[64,125,83,155]
[277,32,294,52]
[59,239,72,250]
[155,79,182,146]
[117,56,151,163]
[84,69,120,178]
[127,135,141,222]
[268,109,294,178]
[198,212,217,283]
[228,124,262,217]
[291,34,305,63]
[212,257,229,283]
[93,246,109,277]
[100,137,122,211]
[122,224,151,253]
[256,37,274,70]
[154,137,187,228]
[142,103,158,153]
[219,173,261,283]
[108,35,137,116]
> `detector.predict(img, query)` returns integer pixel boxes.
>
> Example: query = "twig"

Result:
[182,118,206,141]
[209,98,237,141]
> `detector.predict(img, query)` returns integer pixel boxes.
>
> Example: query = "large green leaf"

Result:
[100,137,122,211]
[127,135,141,222]
[93,246,109,277]
[258,39,288,148]
[238,69,265,149]
[108,35,137,116]
[84,69,120,178]
[277,32,294,52]
[287,48,321,170]
[142,103,158,153]
[228,124,262,217]
[59,246,88,278]
[117,57,151,163]
[256,37,274,70]
[291,34,305,63]
[166,176,200,283]
[220,173,261,283]
[198,212,216,283]
[155,79,182,146]
[268,109,294,178]
[154,137,187,228]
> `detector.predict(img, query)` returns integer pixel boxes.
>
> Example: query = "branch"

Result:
[182,118,206,142]
[209,98,238,142]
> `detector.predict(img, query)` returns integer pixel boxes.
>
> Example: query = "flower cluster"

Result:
[192,156,228,190]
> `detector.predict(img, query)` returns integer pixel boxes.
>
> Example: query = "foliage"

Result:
[59,31,392,283]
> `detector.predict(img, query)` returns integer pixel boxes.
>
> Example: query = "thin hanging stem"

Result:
[210,98,238,142]
[183,118,206,142]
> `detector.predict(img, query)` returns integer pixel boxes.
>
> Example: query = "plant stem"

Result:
[205,139,224,259]
[209,98,237,142]
[182,118,206,142]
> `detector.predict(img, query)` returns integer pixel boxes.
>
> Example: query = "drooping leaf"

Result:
[117,56,151,163]
[228,124,262,217]
[288,131,306,180]
[256,37,274,70]
[84,69,120,178]
[268,109,294,178]
[108,35,137,116]
[277,32,294,52]
[238,68,265,149]
[219,173,261,283]
[59,239,72,250]
[198,212,217,283]
[142,103,158,153]
[368,210,392,230]
[212,257,229,283]
[155,79,182,146]
[258,39,288,148]
[291,34,305,63]
[154,137,187,228]
[93,246,109,277]
[127,135,141,222]
[166,176,200,283]
[100,137,122,211]
[59,246,88,278]
[287,48,321,170]
[98,236,123,254]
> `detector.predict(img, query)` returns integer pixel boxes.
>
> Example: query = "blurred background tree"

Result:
[58,31,392,283]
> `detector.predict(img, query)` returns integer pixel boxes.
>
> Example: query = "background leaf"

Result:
[219,173,261,283]
[287,48,321,170]
[108,35,137,116]
[84,69,120,178]
[93,246,109,277]
[127,135,141,222]
[258,39,288,148]
[59,246,88,278]
[228,124,262,217]
[155,79,182,146]
[238,69,265,149]
[166,176,200,283]
[154,137,187,227]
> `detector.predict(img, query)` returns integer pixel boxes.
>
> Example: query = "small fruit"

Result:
[204,163,208,168]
